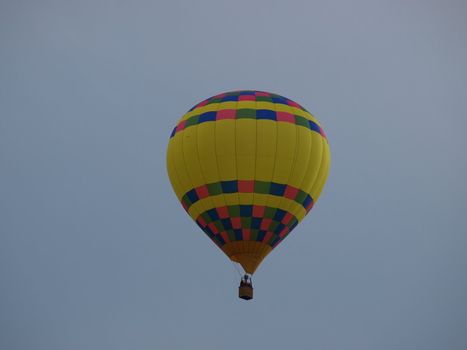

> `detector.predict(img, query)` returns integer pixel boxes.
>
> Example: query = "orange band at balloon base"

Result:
[222,241,272,274]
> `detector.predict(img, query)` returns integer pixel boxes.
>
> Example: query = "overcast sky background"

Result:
[1,1,467,349]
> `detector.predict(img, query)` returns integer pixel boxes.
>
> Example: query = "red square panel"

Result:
[279,227,289,238]
[197,217,207,227]
[276,112,295,124]
[216,206,229,219]
[238,180,254,193]
[281,212,293,225]
[319,126,327,139]
[208,222,218,234]
[195,185,209,199]
[242,229,251,241]
[175,120,186,132]
[196,100,209,108]
[239,95,255,101]
[263,231,273,243]
[220,231,230,243]
[216,109,236,120]
[260,218,272,230]
[231,217,241,229]
[255,91,270,97]
[287,100,301,108]
[252,205,265,218]
[284,186,299,200]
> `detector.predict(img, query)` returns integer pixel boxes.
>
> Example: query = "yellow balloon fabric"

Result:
[166,91,330,274]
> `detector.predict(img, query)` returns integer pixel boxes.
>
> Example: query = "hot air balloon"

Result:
[166,90,330,300]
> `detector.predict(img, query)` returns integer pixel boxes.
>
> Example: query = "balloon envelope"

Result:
[166,90,330,274]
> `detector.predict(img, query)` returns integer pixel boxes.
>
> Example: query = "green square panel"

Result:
[228,206,240,217]
[295,115,309,127]
[287,217,298,228]
[255,96,273,103]
[201,212,212,224]
[295,190,307,204]
[267,233,278,245]
[268,236,279,248]
[185,115,199,127]
[241,217,252,228]
[208,98,222,104]
[182,196,192,207]
[250,229,259,241]
[269,221,279,232]
[236,109,256,119]
[214,221,224,232]
[207,182,222,195]
[264,207,276,219]
[227,230,236,241]
[254,181,270,194]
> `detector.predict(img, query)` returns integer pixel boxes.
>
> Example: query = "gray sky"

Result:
[1,0,467,349]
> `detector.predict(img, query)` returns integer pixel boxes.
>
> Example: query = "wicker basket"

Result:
[239,283,253,300]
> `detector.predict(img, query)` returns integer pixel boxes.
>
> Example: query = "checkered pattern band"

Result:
[195,205,299,249]
[169,90,326,139]
[189,90,307,112]
[181,180,314,213]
